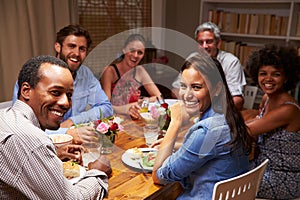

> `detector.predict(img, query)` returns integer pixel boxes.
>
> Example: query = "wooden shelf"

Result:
[200,0,300,44]
[200,0,300,67]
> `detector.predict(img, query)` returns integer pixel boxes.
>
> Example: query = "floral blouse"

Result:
[110,64,142,105]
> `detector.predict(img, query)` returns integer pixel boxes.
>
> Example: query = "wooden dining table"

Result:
[102,115,193,200]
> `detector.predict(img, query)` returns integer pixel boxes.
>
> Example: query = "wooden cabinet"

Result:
[199,0,300,66]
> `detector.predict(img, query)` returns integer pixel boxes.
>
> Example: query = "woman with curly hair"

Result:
[246,44,300,199]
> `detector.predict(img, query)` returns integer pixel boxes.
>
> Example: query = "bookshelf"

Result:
[200,0,300,67]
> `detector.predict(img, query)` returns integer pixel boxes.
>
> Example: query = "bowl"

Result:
[49,134,73,147]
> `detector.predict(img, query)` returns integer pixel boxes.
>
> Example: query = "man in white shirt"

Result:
[172,22,246,110]
[1,55,111,199]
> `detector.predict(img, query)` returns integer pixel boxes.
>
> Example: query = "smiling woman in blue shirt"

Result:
[152,52,251,199]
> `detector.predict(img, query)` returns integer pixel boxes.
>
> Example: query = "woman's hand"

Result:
[149,138,164,149]
[170,102,190,124]
[128,103,142,119]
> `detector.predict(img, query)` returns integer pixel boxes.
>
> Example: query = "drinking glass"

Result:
[138,96,149,113]
[82,142,102,167]
[143,125,159,146]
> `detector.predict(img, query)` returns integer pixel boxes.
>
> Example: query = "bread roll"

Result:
[63,161,80,178]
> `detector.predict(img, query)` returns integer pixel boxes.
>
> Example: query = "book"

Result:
[237,13,247,34]
[208,10,213,22]
[238,43,247,66]
[240,45,259,66]
[280,16,289,36]
[274,15,282,36]
[224,41,237,55]
[269,15,276,35]
[249,14,259,34]
[212,10,220,25]
[257,14,265,35]
[234,41,242,58]
[245,14,251,34]
[263,14,272,35]
[222,11,231,32]
[218,10,224,30]
[228,12,239,33]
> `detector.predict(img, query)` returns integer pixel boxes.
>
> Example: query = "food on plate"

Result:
[142,151,157,167]
[63,161,80,179]
[128,147,143,159]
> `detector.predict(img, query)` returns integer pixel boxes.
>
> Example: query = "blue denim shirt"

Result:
[12,65,113,134]
[156,107,249,200]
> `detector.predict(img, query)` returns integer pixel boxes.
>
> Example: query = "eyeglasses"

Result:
[197,39,215,45]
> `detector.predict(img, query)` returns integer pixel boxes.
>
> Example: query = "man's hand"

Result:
[67,126,99,144]
[60,119,74,128]
[88,155,112,177]
[56,144,84,164]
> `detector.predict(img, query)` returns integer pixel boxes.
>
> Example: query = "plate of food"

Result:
[63,161,86,184]
[121,147,158,172]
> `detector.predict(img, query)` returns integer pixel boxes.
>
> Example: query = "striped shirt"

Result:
[0,100,108,199]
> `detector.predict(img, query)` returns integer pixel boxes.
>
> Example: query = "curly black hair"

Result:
[246,44,300,91]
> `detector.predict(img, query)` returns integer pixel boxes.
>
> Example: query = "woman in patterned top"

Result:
[100,34,161,119]
[246,44,300,199]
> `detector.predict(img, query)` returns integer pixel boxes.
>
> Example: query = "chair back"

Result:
[243,85,258,109]
[0,100,12,109]
[212,159,269,200]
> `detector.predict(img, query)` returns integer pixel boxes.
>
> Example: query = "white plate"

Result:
[121,148,158,172]
[68,165,86,184]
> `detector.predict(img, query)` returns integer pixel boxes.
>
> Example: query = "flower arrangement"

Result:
[73,111,123,154]
[149,102,171,131]
[93,116,124,143]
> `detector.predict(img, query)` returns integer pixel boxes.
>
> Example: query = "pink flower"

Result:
[150,106,160,119]
[96,122,110,134]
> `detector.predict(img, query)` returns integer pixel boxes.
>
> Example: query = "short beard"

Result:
[58,51,74,74]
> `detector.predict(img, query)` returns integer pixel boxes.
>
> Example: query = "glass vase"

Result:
[158,113,170,131]
[101,134,115,154]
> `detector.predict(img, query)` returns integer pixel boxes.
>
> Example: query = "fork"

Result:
[138,162,149,179]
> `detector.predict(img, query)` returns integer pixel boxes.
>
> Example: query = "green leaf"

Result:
[99,108,103,120]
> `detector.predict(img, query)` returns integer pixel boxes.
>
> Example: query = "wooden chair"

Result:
[243,85,258,109]
[212,159,269,200]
